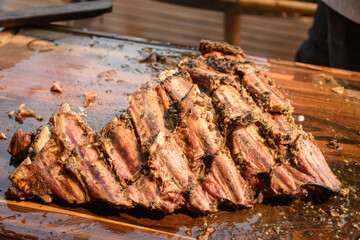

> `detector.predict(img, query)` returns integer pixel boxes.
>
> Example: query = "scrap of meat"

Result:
[7,129,34,160]
[15,104,37,122]
[51,81,63,93]
[84,92,98,107]
[199,39,246,59]
[6,40,341,214]
[0,131,7,140]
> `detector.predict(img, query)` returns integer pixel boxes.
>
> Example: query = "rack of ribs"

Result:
[6,40,341,214]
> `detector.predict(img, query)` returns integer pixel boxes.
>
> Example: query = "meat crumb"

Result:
[36,115,44,121]
[0,131,7,140]
[332,87,344,95]
[7,129,34,160]
[328,139,342,150]
[15,104,37,122]
[197,227,215,240]
[84,92,98,107]
[8,111,15,118]
[50,81,63,93]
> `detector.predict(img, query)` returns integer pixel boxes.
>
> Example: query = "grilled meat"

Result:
[100,114,145,186]
[66,144,131,207]
[6,40,341,215]
[125,175,185,212]
[291,133,341,193]
[230,125,275,180]
[128,81,173,153]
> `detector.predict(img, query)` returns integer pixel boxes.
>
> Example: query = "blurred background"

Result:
[0,0,315,60]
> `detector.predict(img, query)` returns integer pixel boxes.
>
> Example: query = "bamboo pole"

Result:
[222,0,317,15]
[225,10,241,45]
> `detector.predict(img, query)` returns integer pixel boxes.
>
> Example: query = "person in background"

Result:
[295,0,360,71]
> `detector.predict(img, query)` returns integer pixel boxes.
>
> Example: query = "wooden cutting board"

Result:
[0,26,359,240]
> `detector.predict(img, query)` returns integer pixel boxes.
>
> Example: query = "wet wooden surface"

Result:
[0,26,359,240]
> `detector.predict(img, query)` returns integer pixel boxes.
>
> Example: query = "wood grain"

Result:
[0,26,359,240]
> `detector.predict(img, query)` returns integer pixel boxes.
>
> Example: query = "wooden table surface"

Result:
[0,26,359,240]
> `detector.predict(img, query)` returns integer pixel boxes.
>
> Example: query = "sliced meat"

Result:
[230,124,275,180]
[66,144,131,207]
[257,112,300,146]
[236,64,293,114]
[100,113,145,186]
[198,43,293,114]
[50,103,97,150]
[292,133,342,193]
[7,129,34,160]
[7,103,98,204]
[128,81,173,153]
[203,51,245,73]
[270,163,315,196]
[202,149,253,207]
[30,125,52,156]
[125,175,185,213]
[199,39,246,59]
[212,84,261,134]
[159,68,193,102]
[179,57,240,93]
[149,131,195,194]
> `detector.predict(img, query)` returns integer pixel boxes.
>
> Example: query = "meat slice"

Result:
[125,175,185,213]
[270,163,315,196]
[292,133,342,193]
[50,103,97,150]
[65,144,131,207]
[159,73,252,210]
[257,112,300,146]
[100,113,145,186]
[203,51,245,73]
[7,129,34,160]
[179,57,240,93]
[212,84,261,134]
[236,64,293,114]
[30,125,52,156]
[149,132,195,194]
[230,125,275,181]
[128,81,173,153]
[202,149,253,207]
[180,57,261,134]
[159,68,193,102]
[199,40,246,60]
